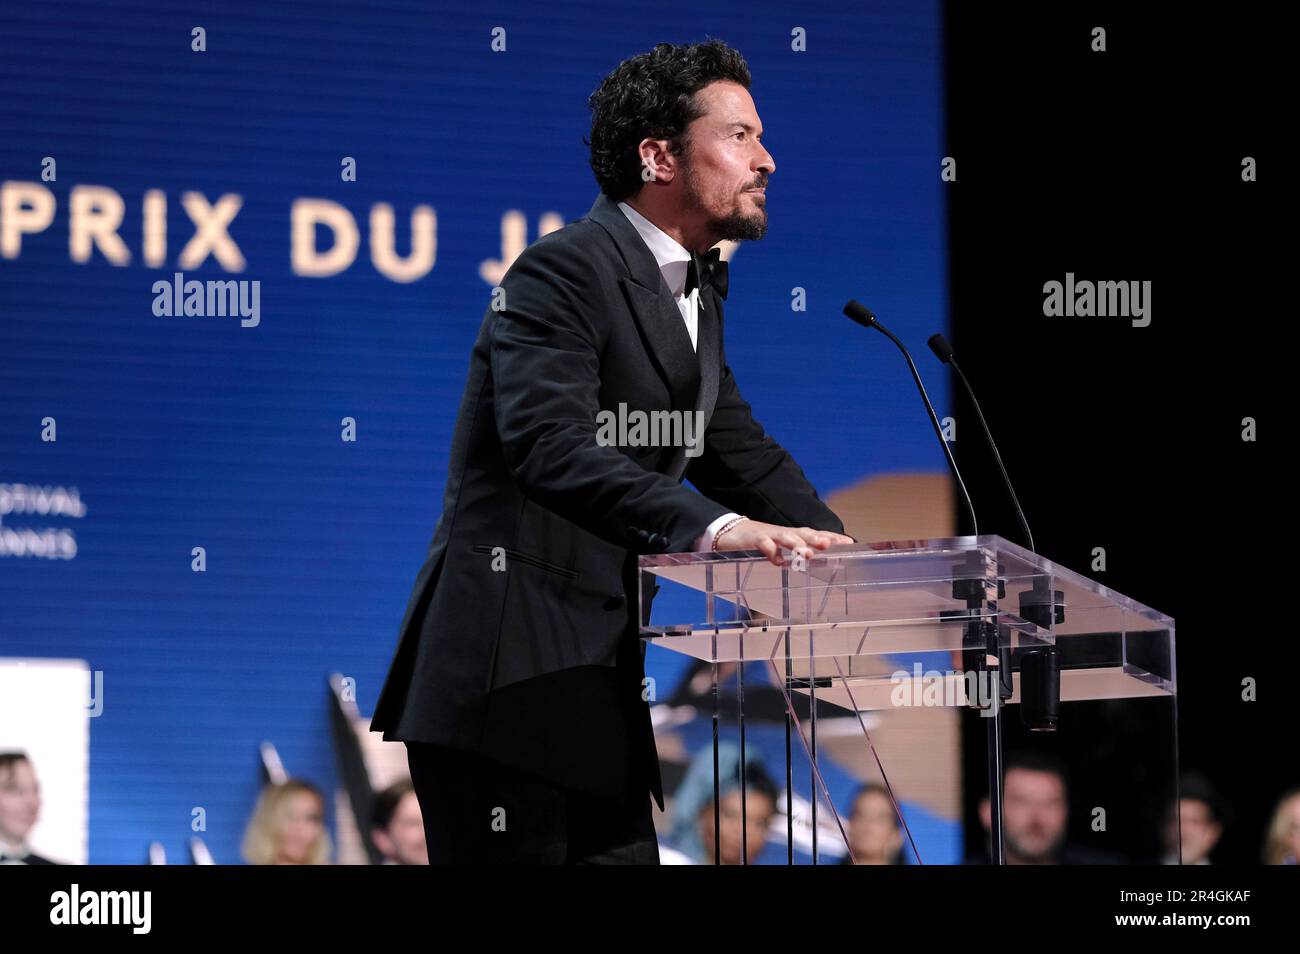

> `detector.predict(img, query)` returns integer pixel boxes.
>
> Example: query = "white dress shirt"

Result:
[0,839,34,863]
[616,201,741,551]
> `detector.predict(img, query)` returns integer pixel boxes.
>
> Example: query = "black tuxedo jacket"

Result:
[0,850,57,864]
[371,192,844,809]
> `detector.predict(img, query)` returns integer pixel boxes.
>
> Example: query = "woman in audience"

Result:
[241,778,332,865]
[1262,786,1300,865]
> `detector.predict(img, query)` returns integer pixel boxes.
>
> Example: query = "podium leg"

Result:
[984,619,1006,865]
[785,627,794,865]
[738,632,748,865]
[809,627,818,864]
[711,652,720,866]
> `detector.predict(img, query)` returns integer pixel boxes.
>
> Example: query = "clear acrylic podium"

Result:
[639,535,1178,865]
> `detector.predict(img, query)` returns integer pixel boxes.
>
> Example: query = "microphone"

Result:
[931,332,1058,737]
[927,333,1034,552]
[842,301,978,536]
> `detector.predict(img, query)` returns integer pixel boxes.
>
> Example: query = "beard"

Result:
[710,202,768,242]
[682,159,768,242]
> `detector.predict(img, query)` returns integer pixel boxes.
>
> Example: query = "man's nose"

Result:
[756,144,775,176]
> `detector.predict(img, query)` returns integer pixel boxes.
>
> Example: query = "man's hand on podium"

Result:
[713,518,855,567]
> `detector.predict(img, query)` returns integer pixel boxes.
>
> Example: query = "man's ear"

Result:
[638,137,684,185]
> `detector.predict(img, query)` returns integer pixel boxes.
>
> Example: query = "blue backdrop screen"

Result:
[0,1,948,862]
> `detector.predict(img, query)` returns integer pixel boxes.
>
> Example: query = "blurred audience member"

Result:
[370,778,427,865]
[241,778,332,865]
[1161,772,1226,864]
[968,751,1120,864]
[0,751,57,865]
[669,741,779,864]
[840,782,906,865]
[1263,787,1300,865]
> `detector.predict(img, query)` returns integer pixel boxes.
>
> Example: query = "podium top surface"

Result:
[638,534,1173,632]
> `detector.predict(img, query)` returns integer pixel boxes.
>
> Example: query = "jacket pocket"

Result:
[470,544,580,581]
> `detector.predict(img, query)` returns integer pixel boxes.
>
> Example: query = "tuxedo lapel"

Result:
[586,192,728,482]
[587,194,701,415]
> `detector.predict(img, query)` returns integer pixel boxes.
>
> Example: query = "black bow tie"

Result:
[685,248,728,300]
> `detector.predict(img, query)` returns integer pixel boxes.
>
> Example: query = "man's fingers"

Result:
[790,527,824,548]
[774,537,809,565]
[812,531,855,546]
[794,528,853,549]
[764,533,802,566]
[776,531,814,560]
[728,524,853,566]
[757,536,781,565]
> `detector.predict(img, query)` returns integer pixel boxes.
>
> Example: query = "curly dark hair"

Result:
[586,40,752,202]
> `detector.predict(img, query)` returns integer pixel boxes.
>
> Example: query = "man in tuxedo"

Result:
[0,752,58,864]
[371,39,852,864]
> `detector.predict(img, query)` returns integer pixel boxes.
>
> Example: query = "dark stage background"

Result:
[945,2,1284,864]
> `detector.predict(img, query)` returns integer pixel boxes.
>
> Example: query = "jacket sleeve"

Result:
[490,235,730,553]
[685,337,845,535]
